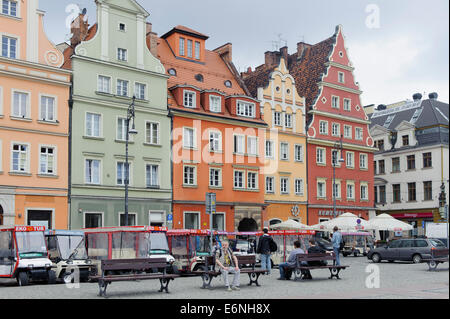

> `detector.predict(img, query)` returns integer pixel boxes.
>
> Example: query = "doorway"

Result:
[27,210,52,229]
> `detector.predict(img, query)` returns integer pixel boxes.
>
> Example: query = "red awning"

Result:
[393,212,433,219]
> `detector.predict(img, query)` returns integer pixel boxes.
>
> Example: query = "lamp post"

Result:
[125,96,138,226]
[332,135,345,219]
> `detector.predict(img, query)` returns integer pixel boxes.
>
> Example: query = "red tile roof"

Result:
[61,23,98,70]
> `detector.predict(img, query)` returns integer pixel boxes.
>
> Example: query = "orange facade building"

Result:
[154,26,267,231]
[0,0,71,228]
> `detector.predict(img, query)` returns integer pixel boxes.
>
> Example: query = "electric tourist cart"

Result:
[341,232,374,257]
[0,225,55,286]
[268,230,316,266]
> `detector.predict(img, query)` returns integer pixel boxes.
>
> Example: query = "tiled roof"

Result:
[242,65,276,99]
[61,23,98,70]
[161,25,209,40]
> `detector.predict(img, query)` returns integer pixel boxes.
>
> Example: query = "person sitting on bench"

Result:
[278,240,305,280]
[303,238,328,280]
[215,239,240,291]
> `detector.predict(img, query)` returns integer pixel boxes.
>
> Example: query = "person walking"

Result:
[256,228,274,275]
[215,239,240,291]
[331,226,343,266]
[277,240,304,280]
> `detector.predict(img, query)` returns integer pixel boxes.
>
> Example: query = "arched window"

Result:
[224,80,232,88]
[269,219,282,227]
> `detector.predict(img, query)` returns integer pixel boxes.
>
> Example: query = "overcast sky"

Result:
[40,0,449,106]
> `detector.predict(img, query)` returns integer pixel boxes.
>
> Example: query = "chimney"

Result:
[146,22,152,34]
[145,23,158,57]
[296,42,311,60]
[70,12,89,48]
[214,43,232,63]
[280,46,288,64]
[264,51,279,67]
[428,92,438,100]
[412,93,423,102]
[241,67,253,79]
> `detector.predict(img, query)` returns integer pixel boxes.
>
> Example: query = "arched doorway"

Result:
[237,217,258,232]
[0,205,3,225]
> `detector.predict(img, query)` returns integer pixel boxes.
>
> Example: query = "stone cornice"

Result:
[324,61,355,72]
[318,81,363,95]
[308,138,377,152]
[309,110,370,125]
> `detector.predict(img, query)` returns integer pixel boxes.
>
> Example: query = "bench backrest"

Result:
[236,254,256,265]
[101,258,167,272]
[296,252,336,263]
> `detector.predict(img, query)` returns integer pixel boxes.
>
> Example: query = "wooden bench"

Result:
[89,258,179,297]
[287,252,348,280]
[422,248,449,271]
[199,255,266,289]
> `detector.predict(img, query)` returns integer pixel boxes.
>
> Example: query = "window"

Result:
[332,123,340,137]
[346,183,355,200]
[295,179,304,196]
[146,164,159,188]
[247,172,258,190]
[344,125,352,139]
[179,38,185,56]
[316,148,325,165]
[117,79,128,97]
[285,114,292,128]
[379,186,386,203]
[184,212,199,229]
[117,48,127,61]
[183,166,196,186]
[237,101,255,118]
[317,181,326,198]
[407,155,415,170]
[209,131,221,152]
[359,153,368,170]
[355,127,363,140]
[116,117,127,141]
[195,41,200,59]
[332,96,339,108]
[247,136,258,156]
[212,213,225,231]
[375,139,384,151]
[319,121,328,135]
[265,140,274,158]
[393,184,401,202]
[97,75,111,94]
[12,91,28,118]
[294,145,303,162]
[116,162,128,185]
[274,112,281,126]
[195,74,203,83]
[12,143,28,172]
[187,39,193,58]
[392,157,400,172]
[378,160,385,174]
[280,177,289,194]
[424,181,432,201]
[84,213,102,228]
[146,122,159,145]
[119,213,137,226]
[183,91,195,108]
[338,72,345,83]
[234,171,244,189]
[86,113,101,137]
[118,23,126,32]
[85,159,100,184]
[209,168,221,187]
[234,135,244,154]
[332,181,341,199]
[209,95,221,113]
[149,211,164,227]
[360,184,368,200]
[168,68,177,76]
[2,0,17,17]
[266,177,274,193]
[408,183,416,201]
[423,152,432,168]
[39,147,55,175]
[343,99,351,111]
[38,96,55,122]
[135,82,146,100]
[402,135,409,146]
[1,36,17,59]
[280,143,289,161]
[224,80,232,88]
[183,127,195,149]
[346,151,354,168]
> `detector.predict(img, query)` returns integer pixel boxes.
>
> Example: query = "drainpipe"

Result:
[68,85,73,230]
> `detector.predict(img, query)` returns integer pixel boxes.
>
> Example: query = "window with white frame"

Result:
[274,112,281,126]
[338,72,345,83]
[135,82,146,100]
[359,153,368,170]
[295,179,304,196]
[285,113,292,128]
[332,123,340,137]
[146,164,159,188]
[183,166,196,186]
[84,213,103,228]
[209,95,221,112]
[184,212,199,229]
[209,131,221,152]
[347,182,355,199]
[1,35,17,58]
[117,79,128,97]
[146,122,159,145]
[332,96,340,109]
[247,136,258,156]
[183,91,195,108]
[39,146,55,175]
[12,91,28,118]
[331,149,342,167]
[332,181,341,199]
[316,147,325,165]
[360,183,368,200]
[280,177,289,194]
[11,143,28,172]
[266,176,274,193]
[183,127,195,149]
[212,213,225,231]
[343,98,351,111]
[119,213,137,226]
[294,144,303,162]
[116,117,127,141]
[195,41,200,60]
[40,96,55,121]
[247,172,258,190]
[346,151,354,168]
[280,142,289,160]
[116,162,128,186]
[97,75,111,94]
[265,140,274,158]
[2,0,17,16]
[344,125,352,139]
[179,37,185,56]
[234,135,244,154]
[85,159,100,184]
[234,170,244,189]
[317,180,326,198]
[355,127,363,140]
[209,168,221,187]
[187,39,193,58]
[117,48,127,61]
[237,101,255,118]
[86,113,101,137]
[319,121,328,135]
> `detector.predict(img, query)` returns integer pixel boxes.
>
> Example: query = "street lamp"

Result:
[125,96,138,226]
[332,135,345,219]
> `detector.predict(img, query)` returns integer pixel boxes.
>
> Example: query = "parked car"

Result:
[367,238,447,263]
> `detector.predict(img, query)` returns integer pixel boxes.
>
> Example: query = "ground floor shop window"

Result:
[212,213,225,231]
[184,212,199,229]
[149,211,164,227]
[84,212,102,228]
[119,213,137,226]
[27,210,52,229]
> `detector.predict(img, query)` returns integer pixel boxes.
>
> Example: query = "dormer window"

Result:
[224,80,232,88]
[209,95,221,113]
[168,68,177,76]
[195,41,200,59]
[237,100,255,118]
[119,23,126,32]
[195,74,203,82]
[179,37,185,56]
[117,48,127,61]
[183,90,196,108]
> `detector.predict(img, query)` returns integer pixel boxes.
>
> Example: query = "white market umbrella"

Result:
[310,212,369,232]
[270,219,312,230]
[366,213,413,232]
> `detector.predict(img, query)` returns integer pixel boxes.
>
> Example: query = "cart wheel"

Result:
[17,272,29,286]
[428,261,437,270]
[63,272,73,284]
[47,270,56,284]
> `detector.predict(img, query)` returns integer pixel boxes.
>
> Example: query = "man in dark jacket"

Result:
[303,238,328,280]
[257,228,273,275]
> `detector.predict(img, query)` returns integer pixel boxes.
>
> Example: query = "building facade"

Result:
[64,0,171,229]
[242,54,308,228]
[0,0,71,228]
[369,93,449,236]
[155,26,267,232]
